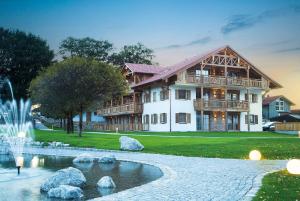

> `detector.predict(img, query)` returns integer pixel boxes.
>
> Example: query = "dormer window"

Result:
[275,98,284,111]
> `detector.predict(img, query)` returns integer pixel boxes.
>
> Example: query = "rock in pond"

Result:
[97,176,116,188]
[41,167,86,192]
[119,136,144,151]
[48,185,83,199]
[99,155,116,164]
[73,154,97,163]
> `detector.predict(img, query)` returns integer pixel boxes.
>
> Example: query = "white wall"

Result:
[142,87,171,131]
[240,89,263,131]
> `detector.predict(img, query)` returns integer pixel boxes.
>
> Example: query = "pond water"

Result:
[0,154,163,201]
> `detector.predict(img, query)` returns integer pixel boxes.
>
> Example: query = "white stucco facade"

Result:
[142,86,263,132]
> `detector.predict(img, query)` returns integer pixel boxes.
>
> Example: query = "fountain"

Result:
[0,78,34,175]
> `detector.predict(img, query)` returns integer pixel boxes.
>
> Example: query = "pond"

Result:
[0,154,163,200]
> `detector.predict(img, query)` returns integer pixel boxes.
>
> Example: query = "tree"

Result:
[59,37,113,62]
[0,27,54,100]
[30,57,127,136]
[109,43,154,67]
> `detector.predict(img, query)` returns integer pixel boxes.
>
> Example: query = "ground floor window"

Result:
[245,114,258,124]
[151,114,158,124]
[160,113,167,124]
[176,113,191,124]
[143,115,149,124]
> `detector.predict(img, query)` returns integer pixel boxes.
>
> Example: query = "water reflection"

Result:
[0,154,163,200]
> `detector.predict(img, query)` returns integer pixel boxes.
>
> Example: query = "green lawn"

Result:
[34,130,300,159]
[253,170,300,201]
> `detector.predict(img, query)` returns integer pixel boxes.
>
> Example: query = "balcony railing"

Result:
[179,74,268,89]
[193,99,249,111]
[97,102,143,116]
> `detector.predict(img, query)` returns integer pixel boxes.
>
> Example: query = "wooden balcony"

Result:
[97,102,143,116]
[193,99,249,112]
[179,74,269,89]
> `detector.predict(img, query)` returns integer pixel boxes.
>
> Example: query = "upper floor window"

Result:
[160,89,169,101]
[275,99,284,111]
[175,89,191,100]
[153,92,157,102]
[144,92,151,103]
[176,113,191,124]
[245,93,258,103]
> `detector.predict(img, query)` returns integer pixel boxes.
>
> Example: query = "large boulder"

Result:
[47,185,83,199]
[97,176,116,188]
[41,167,86,192]
[73,154,97,163]
[119,136,144,151]
[98,155,116,164]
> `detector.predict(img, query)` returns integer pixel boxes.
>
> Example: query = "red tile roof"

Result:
[132,45,282,89]
[132,46,227,88]
[125,63,165,74]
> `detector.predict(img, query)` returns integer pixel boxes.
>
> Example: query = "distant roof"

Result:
[270,114,300,122]
[132,45,282,89]
[263,95,295,106]
[124,63,165,74]
[291,109,300,114]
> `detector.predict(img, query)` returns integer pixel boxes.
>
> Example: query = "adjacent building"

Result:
[97,46,281,132]
[262,95,295,120]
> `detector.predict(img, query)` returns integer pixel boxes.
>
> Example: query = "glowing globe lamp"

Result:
[249,150,261,160]
[18,131,26,138]
[287,159,300,175]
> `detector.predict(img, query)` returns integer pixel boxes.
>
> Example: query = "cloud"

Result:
[274,47,300,53]
[160,36,211,49]
[221,5,300,35]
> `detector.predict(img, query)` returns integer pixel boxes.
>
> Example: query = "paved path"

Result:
[23,147,286,201]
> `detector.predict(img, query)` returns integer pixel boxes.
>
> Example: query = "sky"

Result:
[0,0,300,107]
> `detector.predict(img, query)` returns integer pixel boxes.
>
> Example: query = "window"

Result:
[151,114,158,124]
[275,99,284,111]
[144,92,151,103]
[160,89,169,101]
[143,115,149,124]
[153,92,157,102]
[245,115,258,124]
[176,113,191,124]
[160,113,167,124]
[252,94,258,103]
[245,93,258,103]
[175,89,191,100]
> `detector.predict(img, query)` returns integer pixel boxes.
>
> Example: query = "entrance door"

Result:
[228,113,239,130]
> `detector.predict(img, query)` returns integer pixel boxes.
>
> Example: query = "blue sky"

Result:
[1,0,300,106]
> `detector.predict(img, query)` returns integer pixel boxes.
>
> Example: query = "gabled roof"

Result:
[132,45,282,89]
[263,95,295,106]
[124,63,165,74]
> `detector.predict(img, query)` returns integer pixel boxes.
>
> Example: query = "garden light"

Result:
[249,150,261,160]
[287,159,300,175]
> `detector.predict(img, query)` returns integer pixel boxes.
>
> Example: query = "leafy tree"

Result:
[109,43,154,67]
[59,37,113,62]
[30,57,127,135]
[0,27,54,100]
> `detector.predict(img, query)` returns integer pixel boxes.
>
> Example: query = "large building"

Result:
[97,46,281,132]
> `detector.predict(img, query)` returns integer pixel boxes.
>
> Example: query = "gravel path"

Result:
[23,147,286,201]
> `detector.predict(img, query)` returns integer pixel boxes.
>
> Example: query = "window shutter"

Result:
[160,113,162,123]
[187,113,191,123]
[186,90,191,100]
[151,114,153,124]
[176,113,179,123]
[245,94,248,101]
[245,115,248,124]
[255,115,258,124]
[175,90,179,99]
[160,91,163,101]
[166,90,169,100]
[164,113,167,123]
